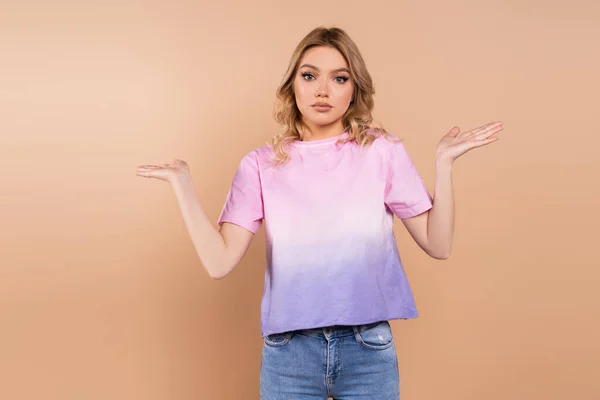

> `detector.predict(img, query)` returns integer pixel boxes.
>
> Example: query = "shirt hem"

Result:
[217,216,261,234]
[261,314,419,337]
[396,201,433,219]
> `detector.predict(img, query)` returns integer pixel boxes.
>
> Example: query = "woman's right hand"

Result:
[136,157,255,279]
[136,159,191,183]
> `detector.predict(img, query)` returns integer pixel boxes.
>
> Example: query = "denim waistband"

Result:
[294,321,384,339]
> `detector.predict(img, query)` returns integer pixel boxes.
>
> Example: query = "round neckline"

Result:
[291,131,349,147]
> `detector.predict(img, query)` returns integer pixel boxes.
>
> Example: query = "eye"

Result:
[301,73,315,81]
[334,76,349,84]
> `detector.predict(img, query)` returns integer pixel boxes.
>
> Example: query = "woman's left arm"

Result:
[402,121,504,260]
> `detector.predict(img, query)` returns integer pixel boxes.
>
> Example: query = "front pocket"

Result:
[356,321,394,350]
[263,331,294,347]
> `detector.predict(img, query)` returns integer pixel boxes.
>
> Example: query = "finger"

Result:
[446,126,460,138]
[470,129,501,142]
[470,136,499,148]
[137,165,164,170]
[173,160,190,170]
[471,121,503,135]
[462,121,498,138]
[136,170,154,177]
[476,121,501,130]
[137,164,160,169]
[136,169,170,179]
[469,124,503,140]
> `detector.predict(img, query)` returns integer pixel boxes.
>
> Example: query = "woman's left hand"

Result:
[436,121,503,164]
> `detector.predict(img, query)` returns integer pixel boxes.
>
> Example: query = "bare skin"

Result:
[136,45,503,278]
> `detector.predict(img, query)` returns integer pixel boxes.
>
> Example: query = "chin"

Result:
[307,114,342,126]
[313,119,337,127]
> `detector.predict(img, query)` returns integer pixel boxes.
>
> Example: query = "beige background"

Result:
[1,0,599,399]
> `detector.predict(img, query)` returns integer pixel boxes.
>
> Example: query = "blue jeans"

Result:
[260,320,400,399]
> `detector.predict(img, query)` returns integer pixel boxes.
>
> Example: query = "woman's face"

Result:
[293,46,355,134]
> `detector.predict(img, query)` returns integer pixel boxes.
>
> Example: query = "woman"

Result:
[137,26,502,400]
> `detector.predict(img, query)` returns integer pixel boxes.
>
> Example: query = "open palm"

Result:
[136,159,191,183]
[437,121,503,162]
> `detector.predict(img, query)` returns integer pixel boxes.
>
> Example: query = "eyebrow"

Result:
[299,63,350,74]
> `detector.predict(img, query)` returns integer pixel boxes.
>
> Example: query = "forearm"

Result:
[171,175,228,278]
[426,158,455,259]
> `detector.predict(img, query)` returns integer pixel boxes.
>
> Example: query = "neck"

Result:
[301,120,345,142]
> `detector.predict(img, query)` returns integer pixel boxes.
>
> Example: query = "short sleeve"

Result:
[384,141,433,219]
[217,151,264,233]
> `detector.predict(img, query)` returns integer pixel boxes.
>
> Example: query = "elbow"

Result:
[209,271,227,280]
[433,253,451,260]
[208,268,231,280]
[207,260,236,280]
[427,248,452,260]
[206,263,229,280]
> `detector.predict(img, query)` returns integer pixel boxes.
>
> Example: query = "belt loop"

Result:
[352,325,361,342]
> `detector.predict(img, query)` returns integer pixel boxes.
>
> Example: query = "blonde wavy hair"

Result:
[271,26,391,165]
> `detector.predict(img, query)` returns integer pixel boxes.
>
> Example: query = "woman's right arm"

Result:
[137,160,255,279]
[172,174,255,279]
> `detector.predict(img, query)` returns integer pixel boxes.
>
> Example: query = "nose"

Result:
[315,81,329,98]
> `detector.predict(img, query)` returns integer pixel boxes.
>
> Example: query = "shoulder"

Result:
[237,143,275,170]
[364,129,407,160]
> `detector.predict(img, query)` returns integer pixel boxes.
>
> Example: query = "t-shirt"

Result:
[217,131,433,337]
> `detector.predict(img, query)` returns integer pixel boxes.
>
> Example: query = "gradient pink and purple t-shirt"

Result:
[218,131,433,337]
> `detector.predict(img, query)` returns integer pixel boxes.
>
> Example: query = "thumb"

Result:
[447,126,460,137]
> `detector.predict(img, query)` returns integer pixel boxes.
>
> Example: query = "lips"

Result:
[312,102,332,112]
